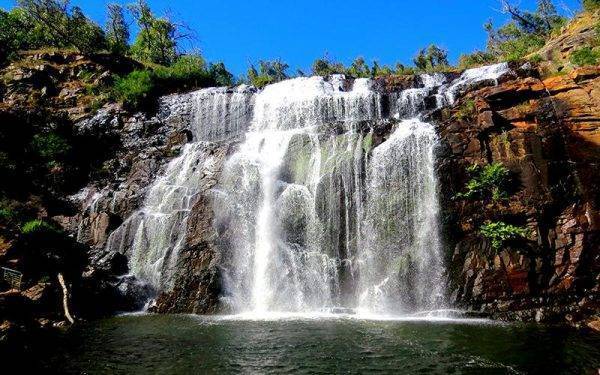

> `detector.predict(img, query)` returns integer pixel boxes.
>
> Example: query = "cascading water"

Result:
[358,118,443,314]
[216,76,381,313]
[106,62,511,316]
[104,87,254,291]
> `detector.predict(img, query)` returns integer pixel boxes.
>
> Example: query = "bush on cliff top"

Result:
[113,55,233,109]
[113,69,156,109]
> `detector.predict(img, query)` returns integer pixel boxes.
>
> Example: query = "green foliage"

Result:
[500,0,565,36]
[17,217,88,280]
[0,9,35,64]
[371,61,395,77]
[0,208,15,221]
[456,163,512,201]
[113,69,155,109]
[346,57,371,78]
[570,46,600,66]
[105,3,129,55]
[311,58,346,76]
[413,44,449,72]
[483,1,565,62]
[529,54,543,63]
[155,55,206,81]
[453,99,477,120]
[458,50,498,69]
[31,132,70,162]
[583,0,600,11]
[208,61,234,86]
[114,55,234,108]
[15,0,106,54]
[480,221,529,250]
[247,59,289,88]
[127,0,194,65]
[487,22,547,61]
[21,219,57,234]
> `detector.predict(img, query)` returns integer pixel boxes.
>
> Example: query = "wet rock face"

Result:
[152,144,234,314]
[438,66,600,325]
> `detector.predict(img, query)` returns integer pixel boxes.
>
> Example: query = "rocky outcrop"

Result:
[137,141,235,314]
[437,66,600,328]
[1,51,140,121]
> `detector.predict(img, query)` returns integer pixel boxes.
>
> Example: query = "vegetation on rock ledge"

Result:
[480,221,530,251]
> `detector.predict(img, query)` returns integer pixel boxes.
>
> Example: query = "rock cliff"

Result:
[437,65,599,329]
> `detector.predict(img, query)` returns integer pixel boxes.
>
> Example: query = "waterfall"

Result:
[104,63,511,316]
[216,76,379,313]
[104,87,253,291]
[190,86,255,141]
[358,118,443,314]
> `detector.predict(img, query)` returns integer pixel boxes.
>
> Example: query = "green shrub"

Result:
[311,58,346,76]
[570,46,600,66]
[346,57,371,78]
[456,163,511,201]
[113,70,155,109]
[498,33,546,61]
[480,221,529,250]
[21,219,58,234]
[454,99,477,120]
[208,61,234,86]
[31,133,70,162]
[413,44,449,72]
[529,54,543,63]
[0,208,15,222]
[154,55,216,89]
[114,55,234,108]
[458,51,497,69]
[247,60,289,88]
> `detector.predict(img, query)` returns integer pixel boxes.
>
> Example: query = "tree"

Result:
[129,0,189,65]
[68,6,106,53]
[413,45,448,71]
[311,57,345,76]
[208,61,234,86]
[106,3,129,55]
[129,1,175,65]
[499,0,564,36]
[346,57,371,78]
[17,0,106,54]
[246,59,289,88]
[0,9,36,63]
[537,0,559,30]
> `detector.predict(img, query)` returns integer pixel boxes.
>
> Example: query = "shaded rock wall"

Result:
[437,66,600,326]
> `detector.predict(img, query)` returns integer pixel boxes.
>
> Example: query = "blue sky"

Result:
[0,0,582,76]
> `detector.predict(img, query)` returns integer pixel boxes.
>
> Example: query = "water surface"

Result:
[36,314,600,374]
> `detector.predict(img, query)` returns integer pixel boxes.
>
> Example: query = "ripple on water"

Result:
[30,314,600,374]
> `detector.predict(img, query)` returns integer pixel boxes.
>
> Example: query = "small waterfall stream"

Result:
[104,63,511,316]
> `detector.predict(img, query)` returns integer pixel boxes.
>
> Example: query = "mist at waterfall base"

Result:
[102,63,513,319]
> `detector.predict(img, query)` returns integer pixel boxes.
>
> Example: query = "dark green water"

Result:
[33,314,600,374]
